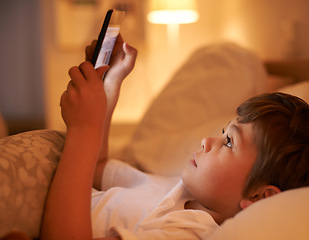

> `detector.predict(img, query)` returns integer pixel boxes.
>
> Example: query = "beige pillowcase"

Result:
[0,130,64,239]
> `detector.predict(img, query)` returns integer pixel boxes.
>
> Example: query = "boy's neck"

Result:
[184,200,225,225]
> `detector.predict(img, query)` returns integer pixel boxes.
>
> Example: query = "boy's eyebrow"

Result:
[230,123,243,143]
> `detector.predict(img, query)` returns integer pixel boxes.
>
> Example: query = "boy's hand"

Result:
[85,35,138,111]
[105,36,138,111]
[60,62,109,131]
[105,35,137,86]
[85,35,137,83]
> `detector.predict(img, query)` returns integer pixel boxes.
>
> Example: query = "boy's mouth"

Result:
[190,154,197,167]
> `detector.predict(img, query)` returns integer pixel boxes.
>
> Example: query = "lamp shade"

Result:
[147,0,199,24]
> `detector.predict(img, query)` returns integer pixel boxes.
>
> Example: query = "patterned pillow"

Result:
[0,130,65,239]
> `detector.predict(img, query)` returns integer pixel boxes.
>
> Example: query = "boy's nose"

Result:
[201,137,212,152]
[201,138,206,151]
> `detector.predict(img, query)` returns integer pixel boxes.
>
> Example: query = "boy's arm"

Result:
[41,62,109,240]
[41,39,137,240]
[89,36,137,190]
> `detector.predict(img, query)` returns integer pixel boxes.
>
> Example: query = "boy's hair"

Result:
[236,92,309,198]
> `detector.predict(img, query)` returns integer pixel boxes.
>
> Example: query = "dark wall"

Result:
[0,0,45,134]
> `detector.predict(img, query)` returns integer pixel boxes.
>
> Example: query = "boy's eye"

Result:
[225,135,233,148]
[222,128,233,148]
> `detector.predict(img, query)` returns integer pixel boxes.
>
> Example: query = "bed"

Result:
[0,42,309,239]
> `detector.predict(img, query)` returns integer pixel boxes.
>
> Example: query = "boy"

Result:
[40,36,309,240]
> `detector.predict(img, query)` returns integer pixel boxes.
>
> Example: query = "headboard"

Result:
[264,58,309,83]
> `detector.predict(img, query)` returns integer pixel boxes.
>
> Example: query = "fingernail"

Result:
[124,42,133,50]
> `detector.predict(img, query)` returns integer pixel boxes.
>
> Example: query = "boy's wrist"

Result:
[66,126,104,148]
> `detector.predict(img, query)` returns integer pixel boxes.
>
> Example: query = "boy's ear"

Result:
[240,185,281,210]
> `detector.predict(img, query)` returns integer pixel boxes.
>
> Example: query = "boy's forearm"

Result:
[41,128,103,240]
[93,95,119,190]
[93,118,111,190]
[92,41,137,190]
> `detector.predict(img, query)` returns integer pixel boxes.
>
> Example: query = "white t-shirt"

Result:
[91,160,218,239]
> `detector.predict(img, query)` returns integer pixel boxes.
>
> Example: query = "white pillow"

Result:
[120,43,267,176]
[207,187,309,240]
[277,80,309,103]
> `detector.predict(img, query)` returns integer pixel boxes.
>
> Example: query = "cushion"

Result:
[0,130,64,239]
[207,187,309,240]
[277,80,309,103]
[120,43,267,176]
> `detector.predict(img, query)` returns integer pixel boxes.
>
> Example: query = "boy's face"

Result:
[182,119,257,222]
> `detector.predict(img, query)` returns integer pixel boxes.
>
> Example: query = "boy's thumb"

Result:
[96,65,109,79]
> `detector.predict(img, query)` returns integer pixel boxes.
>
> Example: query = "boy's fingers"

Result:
[117,34,123,43]
[68,66,86,86]
[79,61,109,81]
[91,39,97,49]
[85,40,98,61]
[123,42,138,70]
[115,34,124,47]
[66,80,74,91]
[124,42,137,57]
[85,45,92,61]
[96,65,110,79]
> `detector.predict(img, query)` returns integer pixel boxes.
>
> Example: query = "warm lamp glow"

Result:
[147,0,199,24]
[148,10,199,24]
[147,0,199,51]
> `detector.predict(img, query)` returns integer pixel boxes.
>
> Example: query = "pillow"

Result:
[120,43,267,176]
[0,130,64,239]
[276,80,309,103]
[207,187,309,240]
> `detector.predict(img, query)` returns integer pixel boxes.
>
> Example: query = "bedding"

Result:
[0,130,64,238]
[277,79,309,100]
[0,42,309,239]
[207,186,309,240]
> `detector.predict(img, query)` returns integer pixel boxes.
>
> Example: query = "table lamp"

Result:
[147,0,199,48]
